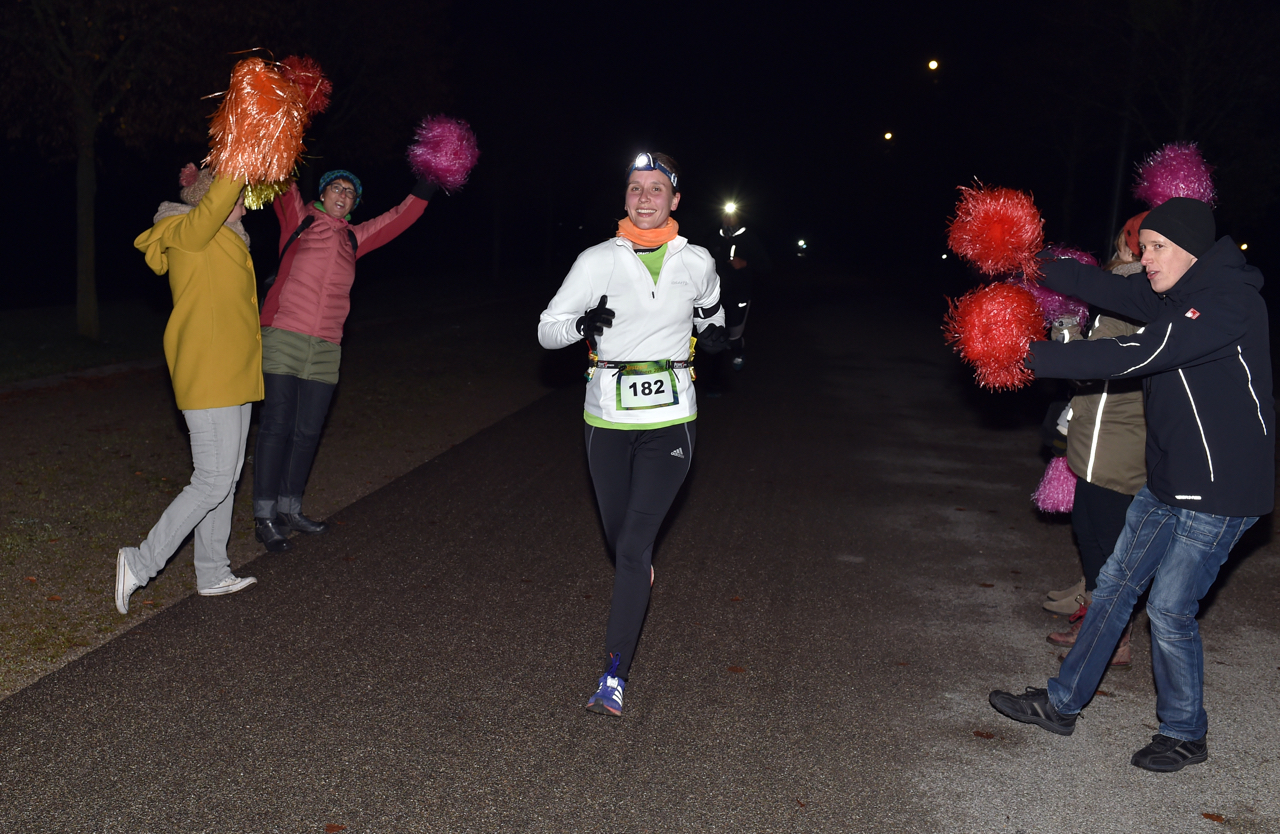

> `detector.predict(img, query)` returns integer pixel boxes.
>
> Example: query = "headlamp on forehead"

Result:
[628,152,678,190]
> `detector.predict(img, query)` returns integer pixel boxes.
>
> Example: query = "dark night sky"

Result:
[4,1,1278,310]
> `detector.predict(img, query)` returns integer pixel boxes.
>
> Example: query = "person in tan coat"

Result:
[1043,216,1149,663]
[115,166,265,614]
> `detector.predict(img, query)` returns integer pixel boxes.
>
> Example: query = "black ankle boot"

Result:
[254,517,293,552]
[279,512,330,535]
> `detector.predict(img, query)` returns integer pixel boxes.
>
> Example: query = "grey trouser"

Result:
[121,403,252,590]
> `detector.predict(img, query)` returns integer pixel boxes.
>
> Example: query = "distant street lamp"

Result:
[884,132,893,140]
[929,60,939,70]
[1241,243,1249,250]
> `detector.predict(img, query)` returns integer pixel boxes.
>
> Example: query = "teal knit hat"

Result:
[319,169,362,207]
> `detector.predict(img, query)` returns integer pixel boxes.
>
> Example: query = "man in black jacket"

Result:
[989,197,1274,772]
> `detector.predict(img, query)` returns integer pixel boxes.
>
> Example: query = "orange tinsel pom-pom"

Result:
[280,55,332,117]
[944,282,1044,391]
[205,58,307,185]
[947,183,1045,279]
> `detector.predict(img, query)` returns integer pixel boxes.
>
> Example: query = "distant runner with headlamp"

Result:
[538,152,728,716]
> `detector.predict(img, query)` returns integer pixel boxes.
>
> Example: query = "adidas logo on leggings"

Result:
[670,447,686,459]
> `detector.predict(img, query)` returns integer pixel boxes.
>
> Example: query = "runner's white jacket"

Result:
[539,235,724,426]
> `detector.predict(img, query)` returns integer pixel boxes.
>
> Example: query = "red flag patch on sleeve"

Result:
[1185,308,1200,319]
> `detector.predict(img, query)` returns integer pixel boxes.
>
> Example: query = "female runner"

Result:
[538,152,727,715]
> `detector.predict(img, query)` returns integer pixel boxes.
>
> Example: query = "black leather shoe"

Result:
[279,512,330,535]
[254,517,293,552]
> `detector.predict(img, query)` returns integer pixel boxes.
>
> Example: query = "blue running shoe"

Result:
[586,654,625,716]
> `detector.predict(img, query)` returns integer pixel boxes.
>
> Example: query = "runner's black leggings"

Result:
[1072,478,1135,592]
[585,420,696,679]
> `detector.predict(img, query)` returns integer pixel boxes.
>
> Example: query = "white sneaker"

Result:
[115,549,142,615]
[198,575,258,597]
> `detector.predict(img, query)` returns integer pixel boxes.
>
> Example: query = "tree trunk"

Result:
[75,107,99,341]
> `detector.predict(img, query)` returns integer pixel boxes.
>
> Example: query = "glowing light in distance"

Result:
[797,240,807,248]
[724,202,737,213]
[941,253,948,259]
[884,132,893,140]
[929,60,938,70]
[1240,243,1249,250]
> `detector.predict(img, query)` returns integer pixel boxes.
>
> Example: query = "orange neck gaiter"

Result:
[617,216,679,248]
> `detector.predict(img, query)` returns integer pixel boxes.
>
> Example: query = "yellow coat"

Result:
[134,176,264,411]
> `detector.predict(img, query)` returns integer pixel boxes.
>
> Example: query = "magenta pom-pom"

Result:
[408,115,480,192]
[944,282,1045,391]
[1045,244,1097,267]
[947,183,1045,279]
[1132,142,1217,208]
[1033,456,1077,513]
[1021,282,1089,327]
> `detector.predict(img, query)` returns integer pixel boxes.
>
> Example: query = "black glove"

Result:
[411,179,441,201]
[575,295,615,349]
[697,323,729,353]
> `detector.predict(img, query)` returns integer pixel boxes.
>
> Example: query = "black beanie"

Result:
[1140,197,1216,258]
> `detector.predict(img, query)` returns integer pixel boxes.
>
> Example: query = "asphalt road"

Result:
[2,275,1278,833]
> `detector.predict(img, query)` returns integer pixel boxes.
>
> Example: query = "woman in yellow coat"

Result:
[116,166,264,613]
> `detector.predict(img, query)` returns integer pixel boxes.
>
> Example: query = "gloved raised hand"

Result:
[697,323,729,353]
[576,295,615,349]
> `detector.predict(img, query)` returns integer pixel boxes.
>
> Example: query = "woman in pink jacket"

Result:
[253,169,437,550]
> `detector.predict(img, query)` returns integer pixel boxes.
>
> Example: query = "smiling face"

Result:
[625,169,680,230]
[321,179,357,218]
[1139,229,1198,293]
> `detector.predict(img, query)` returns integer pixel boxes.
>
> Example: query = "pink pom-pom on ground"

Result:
[1132,142,1217,208]
[943,282,1045,391]
[947,182,1045,279]
[280,55,332,116]
[1034,455,1077,513]
[408,115,480,192]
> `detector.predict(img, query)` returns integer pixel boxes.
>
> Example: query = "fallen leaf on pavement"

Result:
[730,596,742,601]
[25,577,36,583]
[1096,690,1112,697]
[973,730,995,739]
[796,799,806,807]
[728,666,746,674]
[1202,813,1225,823]
[325,826,348,833]
[978,583,994,587]
[46,595,62,602]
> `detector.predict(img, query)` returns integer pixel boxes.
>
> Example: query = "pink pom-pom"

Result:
[280,55,332,116]
[947,183,1045,279]
[1132,142,1217,208]
[1033,455,1077,513]
[1044,244,1097,267]
[1021,282,1090,326]
[179,162,200,188]
[943,282,1045,391]
[408,115,480,192]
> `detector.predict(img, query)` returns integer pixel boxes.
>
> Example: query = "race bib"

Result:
[614,362,680,410]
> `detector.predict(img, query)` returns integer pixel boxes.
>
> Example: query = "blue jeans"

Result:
[1048,486,1255,740]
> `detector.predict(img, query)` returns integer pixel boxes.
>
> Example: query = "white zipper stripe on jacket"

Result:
[1085,382,1109,482]
[1238,346,1267,435]
[1119,323,1172,375]
[1178,369,1214,482]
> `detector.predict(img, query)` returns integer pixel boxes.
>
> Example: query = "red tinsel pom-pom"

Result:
[280,55,332,116]
[407,115,480,192]
[944,282,1045,391]
[947,183,1045,279]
